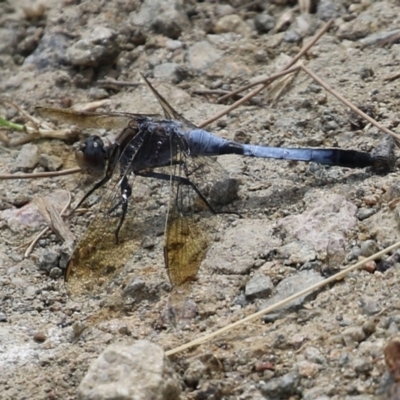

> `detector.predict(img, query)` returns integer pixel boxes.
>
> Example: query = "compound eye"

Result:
[75,135,108,176]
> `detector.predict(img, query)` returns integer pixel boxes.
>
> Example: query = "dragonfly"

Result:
[37,75,387,298]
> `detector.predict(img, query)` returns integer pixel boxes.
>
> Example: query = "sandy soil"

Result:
[1,1,400,399]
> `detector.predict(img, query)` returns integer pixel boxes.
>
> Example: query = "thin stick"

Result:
[24,192,72,257]
[199,66,301,128]
[97,79,141,88]
[166,240,400,357]
[0,167,81,180]
[301,65,400,141]
[217,20,334,103]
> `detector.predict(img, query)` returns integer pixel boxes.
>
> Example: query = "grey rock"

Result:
[342,326,366,347]
[24,33,70,68]
[303,346,326,364]
[49,267,62,279]
[186,41,222,71]
[38,248,60,272]
[38,154,63,171]
[0,312,7,322]
[277,241,317,264]
[183,359,206,387]
[131,0,189,40]
[284,30,302,43]
[360,29,400,47]
[387,320,398,335]
[260,270,324,312]
[67,27,119,67]
[259,371,300,398]
[359,297,381,316]
[165,40,182,51]
[153,63,187,84]
[303,393,331,400]
[357,208,376,220]
[352,357,373,374]
[78,341,181,400]
[317,0,346,21]
[360,240,379,257]
[245,273,273,299]
[214,14,250,36]
[206,220,281,278]
[276,194,357,255]
[337,15,378,41]
[122,277,147,301]
[338,352,351,366]
[88,88,109,100]
[15,143,40,170]
[254,12,275,34]
[346,246,361,262]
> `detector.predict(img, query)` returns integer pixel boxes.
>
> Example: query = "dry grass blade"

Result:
[35,193,74,244]
[0,100,81,146]
[301,65,400,142]
[25,192,72,257]
[268,64,301,106]
[69,99,111,112]
[215,20,333,105]
[0,167,81,180]
[384,71,400,82]
[166,240,400,357]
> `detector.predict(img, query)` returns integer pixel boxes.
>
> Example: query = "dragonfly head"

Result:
[75,135,110,177]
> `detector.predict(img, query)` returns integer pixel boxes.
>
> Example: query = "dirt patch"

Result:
[1,0,400,399]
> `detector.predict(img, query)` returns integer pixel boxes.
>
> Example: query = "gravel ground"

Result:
[1,1,400,399]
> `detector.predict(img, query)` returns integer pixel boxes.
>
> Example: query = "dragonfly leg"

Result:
[136,170,219,214]
[110,175,132,244]
[74,144,122,211]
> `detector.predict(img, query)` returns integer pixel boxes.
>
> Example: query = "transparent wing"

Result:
[36,107,161,130]
[142,76,239,285]
[141,74,197,129]
[65,173,167,299]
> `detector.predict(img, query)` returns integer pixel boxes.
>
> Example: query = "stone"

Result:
[186,41,222,71]
[357,208,375,220]
[153,63,187,83]
[24,32,70,68]
[183,359,206,388]
[67,27,119,67]
[131,0,189,40]
[359,240,379,257]
[342,326,366,347]
[38,248,61,272]
[296,360,321,378]
[317,0,345,21]
[259,371,300,398]
[254,12,275,34]
[245,273,273,299]
[78,341,181,400]
[214,14,250,36]
[38,154,63,171]
[260,270,324,312]
[15,143,40,170]
[303,346,326,364]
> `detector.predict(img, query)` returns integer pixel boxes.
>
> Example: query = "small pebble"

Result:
[49,267,62,279]
[303,346,326,364]
[360,240,379,257]
[362,260,376,273]
[352,357,373,374]
[33,331,47,343]
[363,195,378,206]
[357,208,376,220]
[342,326,366,347]
[297,360,321,378]
[184,360,206,387]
